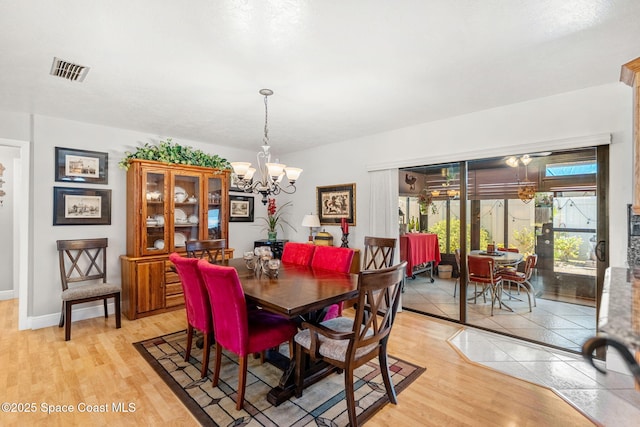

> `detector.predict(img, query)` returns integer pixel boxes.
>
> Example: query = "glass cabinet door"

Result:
[206,176,223,240]
[173,172,202,251]
[143,171,167,254]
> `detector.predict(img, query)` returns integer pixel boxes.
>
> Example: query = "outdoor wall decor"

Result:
[55,147,108,184]
[53,187,112,225]
[316,183,356,226]
[229,195,254,222]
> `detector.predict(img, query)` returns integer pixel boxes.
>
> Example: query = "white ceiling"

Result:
[1,0,639,154]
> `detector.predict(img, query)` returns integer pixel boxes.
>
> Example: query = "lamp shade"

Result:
[301,214,320,228]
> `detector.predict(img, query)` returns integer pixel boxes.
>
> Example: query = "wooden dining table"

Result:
[223,257,360,406]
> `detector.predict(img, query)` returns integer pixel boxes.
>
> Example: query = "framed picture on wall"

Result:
[229,195,254,222]
[55,147,108,184]
[53,187,112,225]
[316,183,356,226]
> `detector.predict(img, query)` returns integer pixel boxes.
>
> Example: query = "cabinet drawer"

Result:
[165,271,180,284]
[165,293,184,308]
[165,282,183,296]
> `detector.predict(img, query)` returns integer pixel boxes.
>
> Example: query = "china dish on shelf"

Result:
[154,239,165,250]
[174,208,187,223]
[187,195,197,203]
[174,232,187,247]
[188,214,199,224]
[146,190,162,201]
[146,217,158,227]
[153,214,165,226]
[174,186,187,203]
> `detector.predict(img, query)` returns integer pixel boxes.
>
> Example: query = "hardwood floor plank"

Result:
[0,299,595,426]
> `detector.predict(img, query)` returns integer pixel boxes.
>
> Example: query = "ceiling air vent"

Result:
[50,57,90,82]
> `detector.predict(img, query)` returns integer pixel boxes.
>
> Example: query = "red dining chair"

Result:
[197,260,298,410]
[310,246,355,320]
[169,253,214,378]
[467,255,504,316]
[497,247,520,253]
[500,254,538,312]
[281,242,316,266]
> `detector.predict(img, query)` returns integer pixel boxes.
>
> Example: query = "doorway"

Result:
[0,137,30,330]
[399,146,606,353]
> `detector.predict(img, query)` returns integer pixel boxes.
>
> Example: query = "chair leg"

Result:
[236,355,248,410]
[212,343,222,387]
[453,278,458,297]
[294,343,305,398]
[185,325,194,362]
[345,365,358,427]
[288,339,294,360]
[59,302,65,327]
[65,301,73,341]
[524,280,537,307]
[201,332,212,378]
[114,293,121,329]
[378,345,397,404]
[103,298,108,318]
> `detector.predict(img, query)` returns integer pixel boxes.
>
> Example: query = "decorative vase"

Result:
[268,231,277,241]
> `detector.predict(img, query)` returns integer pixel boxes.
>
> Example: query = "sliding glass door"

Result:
[399,146,607,353]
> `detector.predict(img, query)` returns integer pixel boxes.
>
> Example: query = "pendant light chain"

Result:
[263,93,270,146]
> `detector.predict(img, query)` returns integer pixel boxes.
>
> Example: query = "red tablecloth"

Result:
[400,233,441,276]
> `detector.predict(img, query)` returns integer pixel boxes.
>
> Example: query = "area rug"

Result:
[134,330,425,427]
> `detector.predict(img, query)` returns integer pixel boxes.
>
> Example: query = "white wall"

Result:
[284,82,632,268]
[0,80,634,328]
[25,115,259,322]
[0,146,19,293]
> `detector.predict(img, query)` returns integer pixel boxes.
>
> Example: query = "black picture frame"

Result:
[55,147,108,184]
[53,187,112,225]
[629,204,640,243]
[229,195,254,222]
[316,183,356,226]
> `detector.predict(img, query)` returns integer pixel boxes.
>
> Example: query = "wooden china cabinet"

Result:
[120,159,231,319]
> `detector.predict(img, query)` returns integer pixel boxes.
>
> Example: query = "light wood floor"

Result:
[0,299,596,426]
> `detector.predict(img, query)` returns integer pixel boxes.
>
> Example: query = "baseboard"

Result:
[29,302,120,330]
[0,290,16,300]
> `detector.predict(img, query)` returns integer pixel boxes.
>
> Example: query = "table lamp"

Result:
[301,214,320,241]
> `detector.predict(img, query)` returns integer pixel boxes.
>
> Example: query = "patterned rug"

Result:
[134,330,425,427]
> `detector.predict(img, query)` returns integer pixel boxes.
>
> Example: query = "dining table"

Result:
[468,249,524,266]
[468,250,524,311]
[223,257,360,406]
[400,233,441,281]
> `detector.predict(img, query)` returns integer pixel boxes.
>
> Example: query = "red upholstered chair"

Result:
[467,255,504,316]
[500,254,538,312]
[169,253,214,378]
[310,246,355,320]
[281,242,315,266]
[197,260,298,410]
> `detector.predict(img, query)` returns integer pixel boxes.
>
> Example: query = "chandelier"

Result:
[230,89,302,205]
[507,155,536,203]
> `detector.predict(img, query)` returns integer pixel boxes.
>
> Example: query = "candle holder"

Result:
[341,232,349,248]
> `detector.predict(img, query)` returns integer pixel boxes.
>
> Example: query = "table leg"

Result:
[265,348,340,406]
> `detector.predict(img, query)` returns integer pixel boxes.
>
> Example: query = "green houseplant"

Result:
[118,138,231,170]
